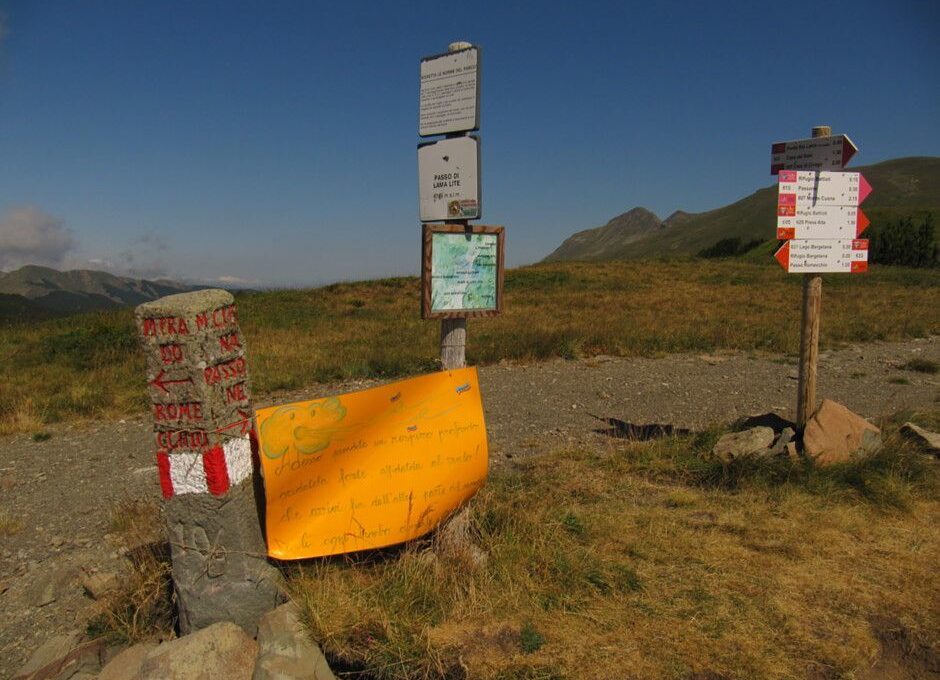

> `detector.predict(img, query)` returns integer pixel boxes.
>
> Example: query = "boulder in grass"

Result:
[253,603,337,680]
[712,426,775,462]
[133,621,258,680]
[900,422,940,456]
[803,399,881,466]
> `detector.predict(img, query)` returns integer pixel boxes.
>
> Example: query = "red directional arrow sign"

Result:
[775,239,869,273]
[216,408,254,435]
[149,369,194,393]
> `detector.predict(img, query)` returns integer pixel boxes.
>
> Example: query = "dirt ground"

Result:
[1,336,938,678]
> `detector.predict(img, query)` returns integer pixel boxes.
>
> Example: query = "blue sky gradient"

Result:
[1,1,937,286]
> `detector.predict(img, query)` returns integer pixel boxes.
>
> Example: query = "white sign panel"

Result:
[418,136,481,221]
[777,171,868,207]
[775,239,869,273]
[419,46,480,137]
[777,205,869,240]
[770,135,857,174]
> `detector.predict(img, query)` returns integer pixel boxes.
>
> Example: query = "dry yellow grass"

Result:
[1,261,937,432]
[288,419,940,679]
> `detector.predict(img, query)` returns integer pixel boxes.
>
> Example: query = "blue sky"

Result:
[1,1,937,286]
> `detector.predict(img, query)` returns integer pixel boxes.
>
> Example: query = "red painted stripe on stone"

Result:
[203,445,230,496]
[156,451,174,499]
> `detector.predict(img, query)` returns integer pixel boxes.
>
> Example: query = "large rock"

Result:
[133,622,258,680]
[803,399,881,466]
[900,422,940,455]
[98,644,157,680]
[712,426,775,462]
[253,603,336,680]
[13,632,105,680]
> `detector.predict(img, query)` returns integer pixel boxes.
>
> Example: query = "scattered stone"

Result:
[785,442,799,460]
[27,565,76,608]
[699,354,727,366]
[134,621,258,680]
[712,426,775,462]
[13,632,105,680]
[253,603,337,680]
[803,399,881,466]
[900,422,940,455]
[98,643,157,680]
[81,571,120,600]
[768,427,796,457]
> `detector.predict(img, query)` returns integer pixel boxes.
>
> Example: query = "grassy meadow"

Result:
[96,411,940,679]
[1,260,938,433]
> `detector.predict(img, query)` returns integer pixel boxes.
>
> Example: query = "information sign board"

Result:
[421,224,504,319]
[774,239,869,273]
[418,136,481,221]
[419,46,480,137]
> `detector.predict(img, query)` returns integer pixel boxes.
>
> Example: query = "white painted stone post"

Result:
[136,289,279,635]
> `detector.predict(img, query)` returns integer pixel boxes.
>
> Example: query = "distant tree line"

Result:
[868,213,937,268]
[698,237,763,259]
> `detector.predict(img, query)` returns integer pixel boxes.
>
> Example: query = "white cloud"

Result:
[0,206,76,270]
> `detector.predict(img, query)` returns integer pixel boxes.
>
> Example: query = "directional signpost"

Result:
[770,134,857,175]
[418,135,481,221]
[775,239,869,273]
[770,126,872,429]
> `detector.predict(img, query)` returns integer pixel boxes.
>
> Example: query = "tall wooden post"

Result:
[796,125,830,428]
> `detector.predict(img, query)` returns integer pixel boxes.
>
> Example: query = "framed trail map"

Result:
[421,224,504,319]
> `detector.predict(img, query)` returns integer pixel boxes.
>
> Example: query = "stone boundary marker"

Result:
[136,289,279,635]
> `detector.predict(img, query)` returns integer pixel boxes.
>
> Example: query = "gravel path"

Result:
[1,336,937,677]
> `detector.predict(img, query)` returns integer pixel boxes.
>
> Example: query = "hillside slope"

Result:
[544,157,940,261]
[0,265,202,317]
[543,208,663,261]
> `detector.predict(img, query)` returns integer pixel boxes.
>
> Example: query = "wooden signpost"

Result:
[771,126,871,428]
[418,42,504,370]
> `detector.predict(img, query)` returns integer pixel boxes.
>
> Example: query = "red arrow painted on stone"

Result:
[150,369,194,393]
[216,409,253,435]
[858,173,872,205]
[774,241,790,271]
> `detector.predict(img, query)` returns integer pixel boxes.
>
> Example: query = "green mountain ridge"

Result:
[0,265,203,322]
[543,157,940,262]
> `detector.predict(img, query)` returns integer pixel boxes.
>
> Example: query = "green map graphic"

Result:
[431,233,498,312]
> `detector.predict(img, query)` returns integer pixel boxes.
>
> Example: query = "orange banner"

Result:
[255,368,488,560]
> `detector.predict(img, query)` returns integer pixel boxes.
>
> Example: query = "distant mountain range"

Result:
[543,157,940,262]
[0,265,204,322]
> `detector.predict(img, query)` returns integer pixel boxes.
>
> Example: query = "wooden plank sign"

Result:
[770,134,857,174]
[422,223,504,319]
[775,238,869,273]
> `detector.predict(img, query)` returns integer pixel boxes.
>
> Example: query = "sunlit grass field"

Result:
[1,260,938,433]
[96,411,940,679]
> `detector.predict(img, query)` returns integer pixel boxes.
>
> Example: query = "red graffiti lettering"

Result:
[153,401,204,423]
[155,429,209,451]
[219,332,241,353]
[159,344,184,365]
[225,382,247,404]
[195,312,209,330]
[211,305,238,329]
[141,316,191,337]
[203,356,247,386]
